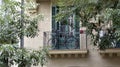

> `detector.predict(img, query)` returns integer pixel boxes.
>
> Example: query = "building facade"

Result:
[24,0,120,67]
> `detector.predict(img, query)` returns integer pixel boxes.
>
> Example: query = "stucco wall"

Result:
[24,1,52,49]
[24,1,120,67]
[47,39,120,67]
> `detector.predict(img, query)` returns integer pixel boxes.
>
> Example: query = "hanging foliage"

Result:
[54,0,120,50]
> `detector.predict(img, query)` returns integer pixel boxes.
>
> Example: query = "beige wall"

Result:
[24,1,52,49]
[47,43,120,67]
[24,1,120,67]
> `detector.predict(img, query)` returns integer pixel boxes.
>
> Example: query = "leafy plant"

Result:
[54,0,120,50]
[39,47,48,67]
[0,0,42,45]
[0,45,18,67]
[0,45,48,67]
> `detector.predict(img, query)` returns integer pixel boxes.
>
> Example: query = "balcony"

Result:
[99,37,120,57]
[43,31,88,58]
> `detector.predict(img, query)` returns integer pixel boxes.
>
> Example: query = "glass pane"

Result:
[52,6,80,49]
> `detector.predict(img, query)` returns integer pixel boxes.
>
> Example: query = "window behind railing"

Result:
[43,30,88,50]
[50,6,80,49]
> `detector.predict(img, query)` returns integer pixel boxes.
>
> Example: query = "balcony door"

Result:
[52,6,80,49]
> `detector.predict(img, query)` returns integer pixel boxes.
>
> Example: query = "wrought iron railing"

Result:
[43,31,88,50]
